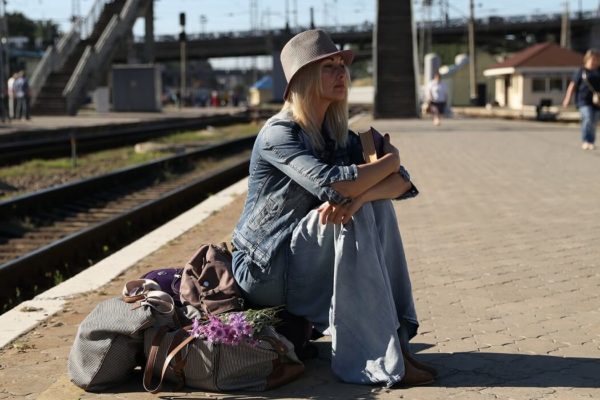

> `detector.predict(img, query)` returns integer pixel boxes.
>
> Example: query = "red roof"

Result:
[487,42,583,69]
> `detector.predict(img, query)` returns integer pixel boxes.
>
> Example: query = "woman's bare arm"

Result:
[562,81,575,107]
[330,134,400,198]
[320,173,412,225]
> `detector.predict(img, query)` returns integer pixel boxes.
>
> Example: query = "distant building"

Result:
[249,75,272,106]
[483,43,582,109]
[445,52,497,107]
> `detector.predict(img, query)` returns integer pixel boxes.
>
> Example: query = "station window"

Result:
[549,77,563,91]
[532,78,546,92]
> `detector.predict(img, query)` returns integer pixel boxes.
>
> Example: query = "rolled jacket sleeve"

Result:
[258,121,357,204]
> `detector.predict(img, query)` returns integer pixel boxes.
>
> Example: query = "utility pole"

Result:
[71,0,81,22]
[293,0,298,28]
[561,2,571,48]
[468,0,477,105]
[285,0,290,31]
[0,0,8,122]
[179,12,187,109]
[199,14,207,35]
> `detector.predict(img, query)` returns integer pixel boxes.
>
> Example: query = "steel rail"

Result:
[0,112,251,166]
[0,137,254,310]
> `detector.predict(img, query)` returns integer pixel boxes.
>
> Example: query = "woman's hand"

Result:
[317,198,365,225]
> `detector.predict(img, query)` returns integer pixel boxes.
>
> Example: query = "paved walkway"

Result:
[1,115,599,399]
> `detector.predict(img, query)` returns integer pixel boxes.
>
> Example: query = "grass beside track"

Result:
[0,122,262,200]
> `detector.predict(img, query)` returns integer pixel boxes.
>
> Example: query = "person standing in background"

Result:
[425,71,448,126]
[562,49,600,150]
[7,72,17,120]
[14,71,31,120]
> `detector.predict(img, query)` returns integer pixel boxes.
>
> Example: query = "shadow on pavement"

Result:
[95,342,599,398]
[415,348,599,388]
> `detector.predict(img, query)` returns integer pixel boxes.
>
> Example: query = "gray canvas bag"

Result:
[143,325,305,393]
[68,282,176,392]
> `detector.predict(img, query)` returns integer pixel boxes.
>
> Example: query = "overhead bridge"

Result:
[123,12,599,63]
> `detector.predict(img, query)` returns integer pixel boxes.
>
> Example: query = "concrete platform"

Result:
[0,106,245,139]
[1,115,599,399]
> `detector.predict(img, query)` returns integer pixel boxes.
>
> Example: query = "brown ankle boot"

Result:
[400,354,435,386]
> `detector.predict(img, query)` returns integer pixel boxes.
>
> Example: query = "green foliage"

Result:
[7,12,60,50]
[53,270,64,286]
[7,12,36,46]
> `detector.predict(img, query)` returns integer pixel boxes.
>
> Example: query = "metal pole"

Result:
[179,13,186,109]
[561,2,570,48]
[180,41,186,109]
[0,0,7,122]
[468,0,477,105]
[293,0,298,28]
[285,0,290,30]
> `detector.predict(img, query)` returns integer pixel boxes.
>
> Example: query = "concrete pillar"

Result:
[589,21,600,51]
[374,0,418,118]
[144,0,155,63]
[126,29,138,64]
[271,50,286,102]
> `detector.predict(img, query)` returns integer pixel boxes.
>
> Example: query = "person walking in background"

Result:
[231,29,433,388]
[562,49,600,150]
[7,72,17,120]
[425,71,448,126]
[14,71,31,120]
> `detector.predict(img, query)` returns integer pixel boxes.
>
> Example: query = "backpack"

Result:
[179,242,245,316]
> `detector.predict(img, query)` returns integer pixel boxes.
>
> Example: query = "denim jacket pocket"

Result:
[248,196,280,231]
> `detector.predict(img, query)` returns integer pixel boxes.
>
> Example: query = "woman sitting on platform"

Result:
[231,29,435,387]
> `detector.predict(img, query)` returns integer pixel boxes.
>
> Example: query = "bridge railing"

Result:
[30,20,82,104]
[30,0,112,106]
[417,10,600,29]
[64,0,142,114]
[141,22,374,43]
[80,0,112,40]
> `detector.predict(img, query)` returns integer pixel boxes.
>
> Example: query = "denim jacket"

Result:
[232,110,417,270]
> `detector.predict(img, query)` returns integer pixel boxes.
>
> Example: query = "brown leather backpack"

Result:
[179,243,244,316]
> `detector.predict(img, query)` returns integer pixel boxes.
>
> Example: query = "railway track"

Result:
[0,136,254,311]
[0,111,258,166]
[0,105,370,311]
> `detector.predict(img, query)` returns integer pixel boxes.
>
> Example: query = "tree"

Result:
[34,20,60,49]
[374,0,417,118]
[7,12,60,50]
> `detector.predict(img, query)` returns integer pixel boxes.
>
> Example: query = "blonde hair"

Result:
[282,61,350,152]
[583,49,600,64]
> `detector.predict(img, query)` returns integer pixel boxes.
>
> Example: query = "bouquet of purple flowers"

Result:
[190,307,280,346]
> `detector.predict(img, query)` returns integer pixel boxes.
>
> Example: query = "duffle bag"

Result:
[143,325,305,393]
[68,283,176,392]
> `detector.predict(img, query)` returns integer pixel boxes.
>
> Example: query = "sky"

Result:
[4,0,599,69]
[6,0,600,36]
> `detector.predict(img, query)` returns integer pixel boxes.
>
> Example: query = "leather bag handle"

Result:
[143,328,192,393]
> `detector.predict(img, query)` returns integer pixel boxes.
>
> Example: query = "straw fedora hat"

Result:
[281,29,354,100]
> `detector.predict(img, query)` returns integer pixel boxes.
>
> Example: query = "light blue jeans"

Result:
[233,200,419,387]
[579,105,600,144]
